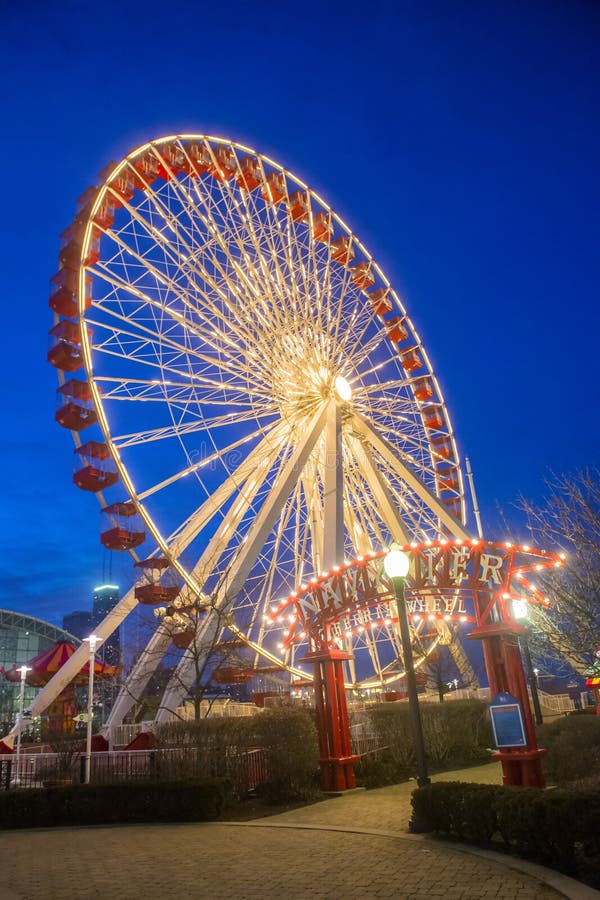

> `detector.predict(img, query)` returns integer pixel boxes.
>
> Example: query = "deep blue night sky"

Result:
[1,0,598,627]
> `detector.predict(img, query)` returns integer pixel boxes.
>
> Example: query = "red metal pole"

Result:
[302,648,359,791]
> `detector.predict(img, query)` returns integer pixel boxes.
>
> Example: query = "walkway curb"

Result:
[218,819,600,900]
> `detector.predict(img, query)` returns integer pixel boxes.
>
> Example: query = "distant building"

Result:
[62,610,92,641]
[92,585,121,722]
[0,610,80,730]
[92,584,121,667]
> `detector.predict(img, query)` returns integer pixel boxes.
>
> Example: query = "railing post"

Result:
[1,758,11,791]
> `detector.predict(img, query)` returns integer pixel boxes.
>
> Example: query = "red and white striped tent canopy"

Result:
[1,641,119,687]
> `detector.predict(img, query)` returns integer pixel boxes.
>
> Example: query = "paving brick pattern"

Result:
[0,764,593,899]
[0,823,560,900]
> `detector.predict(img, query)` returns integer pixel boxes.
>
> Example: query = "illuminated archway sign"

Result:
[268,540,560,667]
[267,540,564,792]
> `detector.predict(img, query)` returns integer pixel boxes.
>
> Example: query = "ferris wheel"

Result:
[45,134,476,725]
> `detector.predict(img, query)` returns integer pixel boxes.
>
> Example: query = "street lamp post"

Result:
[512,601,543,727]
[84,635,101,784]
[384,548,430,787]
[14,665,31,785]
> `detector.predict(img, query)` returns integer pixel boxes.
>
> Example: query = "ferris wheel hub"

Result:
[334,375,352,402]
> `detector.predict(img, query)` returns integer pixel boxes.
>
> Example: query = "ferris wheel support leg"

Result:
[104,625,173,735]
[110,434,288,732]
[155,613,221,723]
[150,434,291,723]
[155,405,330,719]
[323,401,344,571]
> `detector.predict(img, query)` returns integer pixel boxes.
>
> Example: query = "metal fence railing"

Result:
[0,746,268,793]
[110,702,261,749]
[349,723,384,757]
[536,690,583,715]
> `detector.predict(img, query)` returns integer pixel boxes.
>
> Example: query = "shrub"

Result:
[0,778,232,830]
[410,781,600,888]
[156,706,320,802]
[365,705,415,774]
[409,782,497,842]
[421,700,492,769]
[356,752,406,789]
[253,707,319,802]
[359,699,493,787]
[537,714,600,786]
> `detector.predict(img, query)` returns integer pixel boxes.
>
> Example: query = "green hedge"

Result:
[155,706,319,802]
[0,778,232,830]
[252,707,320,802]
[410,781,600,888]
[357,699,492,788]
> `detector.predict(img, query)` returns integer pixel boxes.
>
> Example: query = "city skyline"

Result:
[1,1,598,629]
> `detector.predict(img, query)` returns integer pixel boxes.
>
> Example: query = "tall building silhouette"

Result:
[92,584,121,667]
[62,610,92,641]
[92,584,121,723]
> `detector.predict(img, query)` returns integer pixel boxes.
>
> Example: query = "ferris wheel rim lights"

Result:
[47,132,559,699]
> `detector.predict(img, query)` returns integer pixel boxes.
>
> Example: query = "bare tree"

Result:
[419,646,459,702]
[519,468,600,673]
[153,593,256,721]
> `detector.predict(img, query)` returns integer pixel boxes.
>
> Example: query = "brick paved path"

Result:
[0,764,597,900]
[0,823,564,900]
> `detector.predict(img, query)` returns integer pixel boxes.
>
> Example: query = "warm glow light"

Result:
[512,599,528,620]
[334,375,352,402]
[383,548,410,578]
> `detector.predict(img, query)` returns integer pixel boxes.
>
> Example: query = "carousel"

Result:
[1,641,119,735]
